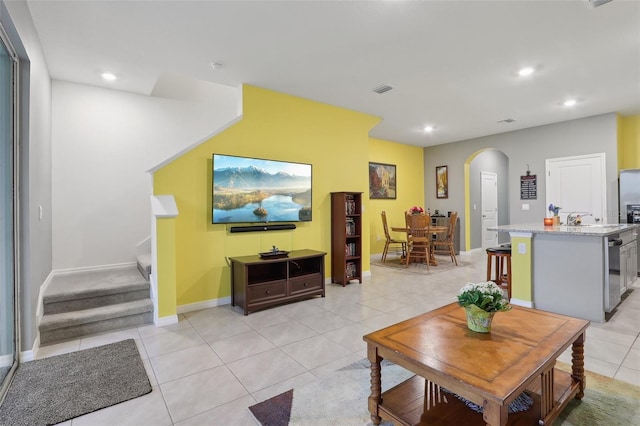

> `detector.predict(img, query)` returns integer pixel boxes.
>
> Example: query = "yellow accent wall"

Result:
[153,85,380,307]
[368,138,425,255]
[510,236,532,302]
[156,218,177,317]
[618,114,640,170]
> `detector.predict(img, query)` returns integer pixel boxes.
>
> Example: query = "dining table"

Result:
[391,224,448,266]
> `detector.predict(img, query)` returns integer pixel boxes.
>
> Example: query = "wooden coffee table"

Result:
[363,303,589,426]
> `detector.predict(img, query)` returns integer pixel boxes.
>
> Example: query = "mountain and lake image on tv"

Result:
[212,154,312,224]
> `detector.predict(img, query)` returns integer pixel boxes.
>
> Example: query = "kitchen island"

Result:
[488,223,638,322]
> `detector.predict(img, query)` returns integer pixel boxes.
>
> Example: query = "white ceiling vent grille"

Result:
[372,84,393,94]
[588,0,613,8]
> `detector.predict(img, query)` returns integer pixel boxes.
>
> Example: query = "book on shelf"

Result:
[345,198,357,215]
[346,262,357,279]
[346,218,356,236]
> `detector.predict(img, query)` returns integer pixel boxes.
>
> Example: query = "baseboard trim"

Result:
[53,262,137,276]
[20,334,38,362]
[154,315,179,327]
[36,271,55,327]
[509,298,534,308]
[176,297,232,314]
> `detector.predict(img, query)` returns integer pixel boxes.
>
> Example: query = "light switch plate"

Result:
[522,204,530,211]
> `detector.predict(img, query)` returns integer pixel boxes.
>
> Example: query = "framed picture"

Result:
[436,165,448,199]
[369,162,396,199]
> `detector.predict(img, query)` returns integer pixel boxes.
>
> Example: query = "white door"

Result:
[546,153,606,224]
[481,172,498,248]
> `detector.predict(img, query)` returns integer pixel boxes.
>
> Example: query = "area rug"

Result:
[0,339,151,426]
[371,254,471,275]
[249,358,640,426]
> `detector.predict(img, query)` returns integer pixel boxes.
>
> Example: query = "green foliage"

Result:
[457,281,511,312]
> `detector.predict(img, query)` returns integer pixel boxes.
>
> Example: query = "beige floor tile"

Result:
[71,386,172,426]
[78,328,142,351]
[142,358,159,387]
[226,348,306,393]
[584,337,630,365]
[194,316,253,344]
[239,309,291,330]
[138,315,192,338]
[585,324,637,347]
[296,310,354,333]
[325,303,385,322]
[150,344,224,384]
[141,327,205,358]
[250,371,317,403]
[583,356,619,378]
[614,366,640,386]
[281,335,353,370]
[323,323,372,352]
[257,320,318,346]
[160,365,248,423]
[621,347,640,370]
[36,339,81,359]
[209,330,275,363]
[173,395,258,426]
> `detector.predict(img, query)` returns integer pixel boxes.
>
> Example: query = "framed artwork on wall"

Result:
[436,165,448,199]
[369,162,396,199]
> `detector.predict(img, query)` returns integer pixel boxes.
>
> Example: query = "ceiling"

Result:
[25,0,640,147]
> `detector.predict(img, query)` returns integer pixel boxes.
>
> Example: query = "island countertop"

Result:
[487,223,638,237]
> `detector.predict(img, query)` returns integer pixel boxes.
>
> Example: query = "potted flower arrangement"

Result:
[409,206,424,215]
[457,281,511,333]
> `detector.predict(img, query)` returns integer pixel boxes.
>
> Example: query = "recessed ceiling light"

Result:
[424,126,434,133]
[563,99,577,107]
[518,67,535,77]
[101,72,117,81]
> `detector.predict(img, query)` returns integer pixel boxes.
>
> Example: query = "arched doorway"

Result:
[463,149,509,251]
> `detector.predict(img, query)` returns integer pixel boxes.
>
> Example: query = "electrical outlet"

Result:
[518,243,526,254]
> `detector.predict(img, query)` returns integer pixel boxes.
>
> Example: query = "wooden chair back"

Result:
[381,211,392,240]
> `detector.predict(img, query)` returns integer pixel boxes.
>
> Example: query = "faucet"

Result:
[567,212,591,226]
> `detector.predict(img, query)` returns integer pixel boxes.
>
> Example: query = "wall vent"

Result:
[372,84,393,94]
[588,0,613,8]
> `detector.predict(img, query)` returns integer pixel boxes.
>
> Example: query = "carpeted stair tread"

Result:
[44,266,149,304]
[136,253,152,281]
[39,299,153,332]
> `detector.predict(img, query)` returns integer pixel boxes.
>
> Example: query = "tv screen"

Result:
[212,154,312,224]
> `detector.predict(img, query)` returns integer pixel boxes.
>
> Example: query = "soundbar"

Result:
[229,224,297,233]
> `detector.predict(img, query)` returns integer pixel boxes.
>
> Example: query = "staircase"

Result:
[39,266,153,346]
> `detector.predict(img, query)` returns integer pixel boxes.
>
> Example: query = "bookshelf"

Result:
[331,192,362,286]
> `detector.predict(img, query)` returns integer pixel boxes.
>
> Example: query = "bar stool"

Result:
[486,245,512,298]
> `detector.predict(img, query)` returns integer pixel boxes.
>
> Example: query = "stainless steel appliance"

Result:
[606,234,622,313]
[619,169,640,275]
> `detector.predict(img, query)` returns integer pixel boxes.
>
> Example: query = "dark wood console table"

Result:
[230,249,326,315]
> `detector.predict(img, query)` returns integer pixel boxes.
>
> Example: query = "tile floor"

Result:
[39,251,640,426]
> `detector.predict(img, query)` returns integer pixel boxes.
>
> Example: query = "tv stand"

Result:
[229,249,326,315]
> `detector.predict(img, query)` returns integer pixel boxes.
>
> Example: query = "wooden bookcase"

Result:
[331,192,362,286]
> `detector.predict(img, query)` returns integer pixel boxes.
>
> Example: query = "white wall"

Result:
[424,113,618,250]
[4,0,53,351]
[52,81,238,269]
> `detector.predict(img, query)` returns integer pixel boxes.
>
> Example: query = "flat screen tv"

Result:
[212,154,312,224]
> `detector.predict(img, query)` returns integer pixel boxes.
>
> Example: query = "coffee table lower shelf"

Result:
[375,369,578,425]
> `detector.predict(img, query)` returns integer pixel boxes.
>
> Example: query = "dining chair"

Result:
[381,211,407,262]
[406,213,431,268]
[432,211,458,265]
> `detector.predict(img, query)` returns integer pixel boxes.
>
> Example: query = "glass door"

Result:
[0,28,18,402]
